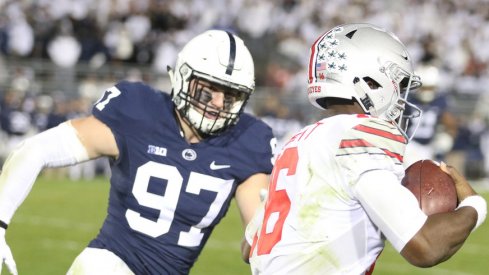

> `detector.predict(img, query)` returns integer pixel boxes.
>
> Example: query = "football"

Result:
[401,160,457,215]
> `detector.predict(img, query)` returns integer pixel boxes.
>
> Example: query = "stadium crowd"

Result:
[0,0,489,180]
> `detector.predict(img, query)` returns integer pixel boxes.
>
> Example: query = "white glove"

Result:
[0,228,18,275]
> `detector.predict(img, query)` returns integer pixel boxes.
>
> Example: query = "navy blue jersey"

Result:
[89,81,274,274]
[406,94,449,145]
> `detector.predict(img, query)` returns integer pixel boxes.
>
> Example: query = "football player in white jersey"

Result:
[244,23,487,275]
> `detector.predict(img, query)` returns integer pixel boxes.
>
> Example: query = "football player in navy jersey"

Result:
[0,30,275,275]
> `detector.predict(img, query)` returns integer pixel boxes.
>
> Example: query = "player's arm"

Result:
[0,115,117,231]
[240,238,252,264]
[400,163,485,267]
[0,115,117,272]
[70,115,119,159]
[235,173,269,263]
[353,168,485,267]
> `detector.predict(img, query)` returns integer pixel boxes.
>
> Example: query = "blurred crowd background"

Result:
[1,0,489,182]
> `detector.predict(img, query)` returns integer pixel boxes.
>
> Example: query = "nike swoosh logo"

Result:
[210,161,231,170]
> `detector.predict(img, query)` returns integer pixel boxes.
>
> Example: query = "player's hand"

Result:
[440,162,477,203]
[0,228,18,275]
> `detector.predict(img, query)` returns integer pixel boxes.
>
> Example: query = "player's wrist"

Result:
[456,195,487,231]
[0,220,7,230]
[0,225,6,237]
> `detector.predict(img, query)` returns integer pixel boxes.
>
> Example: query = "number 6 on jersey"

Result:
[253,147,297,255]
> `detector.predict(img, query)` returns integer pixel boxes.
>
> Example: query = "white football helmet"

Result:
[307,23,422,139]
[415,64,440,103]
[168,30,255,136]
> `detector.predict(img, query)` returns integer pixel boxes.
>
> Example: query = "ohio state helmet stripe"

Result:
[308,31,329,83]
[225,31,236,75]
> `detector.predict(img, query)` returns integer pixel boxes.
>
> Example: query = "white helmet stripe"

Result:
[225,31,236,75]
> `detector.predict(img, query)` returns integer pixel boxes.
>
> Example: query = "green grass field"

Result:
[5,173,489,275]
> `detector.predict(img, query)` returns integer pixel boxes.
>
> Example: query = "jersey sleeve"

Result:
[335,117,407,186]
[353,169,427,252]
[91,81,159,136]
[232,116,276,181]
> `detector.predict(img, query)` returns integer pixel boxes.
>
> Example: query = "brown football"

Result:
[401,160,457,215]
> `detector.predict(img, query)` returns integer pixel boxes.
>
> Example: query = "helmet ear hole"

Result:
[363,77,382,89]
[353,77,382,89]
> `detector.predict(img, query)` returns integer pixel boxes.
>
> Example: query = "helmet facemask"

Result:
[378,61,422,140]
[172,63,252,136]
[169,30,255,137]
[349,61,422,140]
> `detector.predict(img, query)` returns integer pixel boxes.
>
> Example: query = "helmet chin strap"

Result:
[167,66,176,95]
[353,79,374,115]
[175,108,206,142]
[167,66,174,80]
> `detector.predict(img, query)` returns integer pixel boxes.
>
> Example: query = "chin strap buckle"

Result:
[353,77,374,113]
